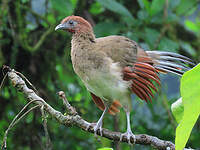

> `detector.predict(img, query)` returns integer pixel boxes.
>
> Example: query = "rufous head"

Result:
[55,16,93,34]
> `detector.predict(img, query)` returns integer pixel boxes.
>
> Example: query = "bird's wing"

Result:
[92,36,194,108]
[123,48,195,103]
[95,36,159,102]
[90,93,122,115]
[95,36,138,67]
[91,36,157,106]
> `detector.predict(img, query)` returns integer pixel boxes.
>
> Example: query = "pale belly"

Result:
[81,63,130,102]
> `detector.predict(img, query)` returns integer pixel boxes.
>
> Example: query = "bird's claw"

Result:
[93,123,103,137]
[86,123,96,131]
[86,122,103,137]
[120,130,136,145]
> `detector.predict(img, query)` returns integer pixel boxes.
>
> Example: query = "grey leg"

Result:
[120,109,136,144]
[93,105,108,136]
[86,103,109,137]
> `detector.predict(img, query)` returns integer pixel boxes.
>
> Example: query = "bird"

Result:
[55,15,195,143]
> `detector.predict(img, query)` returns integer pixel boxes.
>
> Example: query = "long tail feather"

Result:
[146,51,195,76]
[147,51,194,63]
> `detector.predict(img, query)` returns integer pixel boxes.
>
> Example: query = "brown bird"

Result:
[55,16,194,143]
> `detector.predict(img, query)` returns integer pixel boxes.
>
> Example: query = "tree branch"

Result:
[4,67,176,150]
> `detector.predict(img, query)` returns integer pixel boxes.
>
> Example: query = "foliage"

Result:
[171,98,184,123]
[174,64,200,150]
[0,0,200,149]
[97,148,113,150]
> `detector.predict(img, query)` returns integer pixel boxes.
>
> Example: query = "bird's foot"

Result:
[93,121,103,137]
[86,105,108,137]
[120,130,136,145]
[86,122,103,137]
[86,122,96,131]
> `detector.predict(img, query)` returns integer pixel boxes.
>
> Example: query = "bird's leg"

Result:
[86,102,109,137]
[120,107,136,144]
[93,104,108,136]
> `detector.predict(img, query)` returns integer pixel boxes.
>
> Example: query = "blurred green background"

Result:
[0,0,200,149]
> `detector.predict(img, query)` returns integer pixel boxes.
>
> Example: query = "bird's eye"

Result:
[68,20,74,25]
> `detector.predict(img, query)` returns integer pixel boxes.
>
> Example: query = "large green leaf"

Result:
[171,98,184,123]
[96,0,133,20]
[97,148,113,150]
[175,64,200,150]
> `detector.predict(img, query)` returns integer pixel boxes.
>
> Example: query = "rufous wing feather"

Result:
[123,61,160,103]
[90,93,122,115]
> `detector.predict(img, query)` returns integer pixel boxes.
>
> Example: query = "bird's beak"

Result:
[55,23,69,31]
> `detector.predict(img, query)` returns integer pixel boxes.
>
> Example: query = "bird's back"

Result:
[95,35,139,67]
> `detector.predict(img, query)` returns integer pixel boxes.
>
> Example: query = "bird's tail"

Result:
[146,51,195,76]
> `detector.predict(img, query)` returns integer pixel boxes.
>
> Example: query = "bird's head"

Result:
[55,16,93,34]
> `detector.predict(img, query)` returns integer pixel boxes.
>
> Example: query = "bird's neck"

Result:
[72,31,95,44]
[71,31,96,63]
[70,31,96,79]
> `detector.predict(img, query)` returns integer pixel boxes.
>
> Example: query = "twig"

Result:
[4,66,177,150]
[27,27,54,52]
[40,105,52,150]
[12,105,40,128]
[20,27,53,52]
[1,102,41,150]
[0,72,7,91]
[0,66,10,92]
[57,91,77,115]
[21,5,50,25]
[33,135,46,150]
[14,71,38,93]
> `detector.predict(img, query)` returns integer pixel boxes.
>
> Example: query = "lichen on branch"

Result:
[2,66,176,150]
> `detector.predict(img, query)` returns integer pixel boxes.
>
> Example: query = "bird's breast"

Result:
[71,44,98,79]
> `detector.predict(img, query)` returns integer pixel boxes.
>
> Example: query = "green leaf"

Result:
[90,2,104,15]
[144,28,160,47]
[169,0,181,9]
[180,41,196,57]
[47,14,56,24]
[150,0,165,16]
[185,20,200,33]
[141,0,151,14]
[21,0,29,3]
[137,0,145,9]
[74,93,82,101]
[70,0,78,7]
[175,0,197,16]
[96,0,133,20]
[175,64,200,150]
[158,38,179,52]
[97,148,113,150]
[171,98,184,123]
[94,22,123,37]
[50,0,74,19]
[137,10,149,21]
